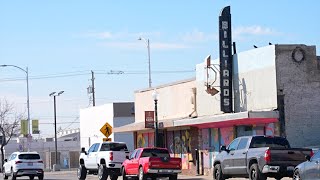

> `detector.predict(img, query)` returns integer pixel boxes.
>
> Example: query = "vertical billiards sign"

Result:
[219,6,233,113]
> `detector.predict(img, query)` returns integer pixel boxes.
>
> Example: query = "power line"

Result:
[0,69,194,82]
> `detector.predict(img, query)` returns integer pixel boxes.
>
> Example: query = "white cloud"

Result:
[181,29,218,42]
[233,25,279,39]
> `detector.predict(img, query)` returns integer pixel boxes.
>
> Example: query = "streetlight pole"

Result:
[49,91,64,170]
[0,65,31,151]
[138,37,152,88]
[152,90,159,147]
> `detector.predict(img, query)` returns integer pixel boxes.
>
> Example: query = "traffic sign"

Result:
[100,122,112,138]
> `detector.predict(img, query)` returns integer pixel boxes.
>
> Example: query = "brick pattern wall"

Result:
[275,45,320,147]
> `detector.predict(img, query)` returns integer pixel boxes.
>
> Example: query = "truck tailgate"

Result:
[270,148,312,166]
[148,157,181,169]
[112,151,129,163]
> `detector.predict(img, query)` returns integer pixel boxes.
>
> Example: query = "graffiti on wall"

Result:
[202,129,210,168]
[210,128,220,167]
[220,127,234,146]
[166,130,192,170]
[137,133,145,148]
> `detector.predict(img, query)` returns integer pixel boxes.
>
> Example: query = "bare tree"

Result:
[0,99,22,167]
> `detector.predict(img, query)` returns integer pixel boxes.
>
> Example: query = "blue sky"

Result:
[0,1,319,137]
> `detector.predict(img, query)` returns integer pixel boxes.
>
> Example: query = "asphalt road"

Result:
[0,170,292,180]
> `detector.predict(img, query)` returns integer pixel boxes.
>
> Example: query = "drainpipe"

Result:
[189,88,198,118]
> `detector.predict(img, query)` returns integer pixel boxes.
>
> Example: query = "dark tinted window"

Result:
[18,154,40,160]
[100,143,128,151]
[237,138,249,150]
[250,136,290,148]
[141,149,169,158]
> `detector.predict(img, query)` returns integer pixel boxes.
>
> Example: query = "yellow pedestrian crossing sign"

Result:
[100,122,112,138]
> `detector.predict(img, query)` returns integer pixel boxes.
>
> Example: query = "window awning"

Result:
[174,111,279,128]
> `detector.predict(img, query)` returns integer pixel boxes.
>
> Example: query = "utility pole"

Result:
[91,70,95,106]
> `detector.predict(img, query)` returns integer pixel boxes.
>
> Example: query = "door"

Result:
[131,149,142,175]
[222,138,240,174]
[303,151,320,180]
[232,137,249,174]
[126,150,137,175]
[86,143,99,169]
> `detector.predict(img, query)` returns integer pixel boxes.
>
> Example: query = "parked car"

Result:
[293,149,320,180]
[2,151,44,180]
[121,147,181,180]
[213,135,313,180]
[77,141,129,180]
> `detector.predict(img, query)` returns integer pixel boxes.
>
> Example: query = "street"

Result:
[0,170,292,180]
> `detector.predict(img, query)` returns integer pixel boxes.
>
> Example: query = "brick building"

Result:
[114,44,320,175]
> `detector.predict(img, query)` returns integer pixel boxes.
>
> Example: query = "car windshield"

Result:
[100,143,128,151]
[18,154,41,160]
[141,149,170,158]
[250,136,291,148]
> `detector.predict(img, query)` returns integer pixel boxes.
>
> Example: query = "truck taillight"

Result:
[109,152,113,161]
[264,149,271,163]
[148,161,152,168]
[310,151,314,157]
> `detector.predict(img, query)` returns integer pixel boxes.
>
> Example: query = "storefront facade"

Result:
[114,44,320,175]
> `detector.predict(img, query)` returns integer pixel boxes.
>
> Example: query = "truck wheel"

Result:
[249,164,266,180]
[98,164,108,180]
[38,174,44,180]
[122,167,128,180]
[77,165,87,180]
[3,170,8,179]
[110,174,118,180]
[29,175,34,180]
[169,174,177,180]
[138,167,147,180]
[293,169,301,180]
[10,168,16,180]
[213,164,225,180]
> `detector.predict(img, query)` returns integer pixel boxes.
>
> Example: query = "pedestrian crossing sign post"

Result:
[103,138,112,142]
[100,122,112,138]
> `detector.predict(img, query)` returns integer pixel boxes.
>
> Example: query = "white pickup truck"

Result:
[77,141,129,180]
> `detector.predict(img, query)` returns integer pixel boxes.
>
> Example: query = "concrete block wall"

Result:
[275,44,320,147]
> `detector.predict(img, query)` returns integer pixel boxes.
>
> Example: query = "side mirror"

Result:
[81,147,87,155]
[4,159,7,162]
[220,145,227,151]
[306,155,311,161]
[126,155,129,159]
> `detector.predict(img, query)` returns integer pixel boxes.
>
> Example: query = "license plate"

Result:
[28,162,33,166]
[287,166,294,171]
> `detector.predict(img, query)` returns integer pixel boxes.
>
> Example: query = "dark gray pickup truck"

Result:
[213,135,313,180]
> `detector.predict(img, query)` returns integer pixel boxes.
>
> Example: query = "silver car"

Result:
[293,150,320,179]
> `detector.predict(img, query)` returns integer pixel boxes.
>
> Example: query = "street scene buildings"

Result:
[1,2,320,179]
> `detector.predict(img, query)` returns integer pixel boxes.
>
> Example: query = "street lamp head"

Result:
[49,92,56,96]
[58,91,64,96]
[152,89,159,101]
[138,37,142,41]
[0,65,8,67]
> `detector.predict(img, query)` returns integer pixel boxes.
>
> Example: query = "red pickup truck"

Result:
[121,147,181,180]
